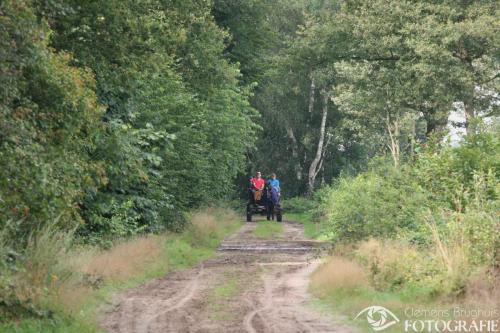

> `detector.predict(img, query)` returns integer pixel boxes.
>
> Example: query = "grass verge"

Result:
[253,221,283,238]
[309,252,500,333]
[310,255,413,333]
[286,212,499,332]
[0,207,242,333]
[286,212,321,239]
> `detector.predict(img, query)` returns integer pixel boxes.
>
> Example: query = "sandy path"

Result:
[99,219,357,333]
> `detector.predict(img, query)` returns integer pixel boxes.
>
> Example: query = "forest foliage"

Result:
[1,0,257,248]
[309,122,499,304]
[232,0,499,195]
[2,0,498,249]
[213,0,499,302]
[0,0,499,325]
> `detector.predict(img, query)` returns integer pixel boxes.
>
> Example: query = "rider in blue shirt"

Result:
[267,173,280,193]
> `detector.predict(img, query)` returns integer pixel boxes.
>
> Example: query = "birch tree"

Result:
[307,90,330,195]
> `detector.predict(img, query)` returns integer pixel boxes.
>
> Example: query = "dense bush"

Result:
[318,132,498,243]
[412,132,499,211]
[51,0,258,242]
[317,169,429,242]
[317,131,499,298]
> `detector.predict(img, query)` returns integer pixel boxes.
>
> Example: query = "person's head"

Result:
[271,173,276,179]
[256,171,262,178]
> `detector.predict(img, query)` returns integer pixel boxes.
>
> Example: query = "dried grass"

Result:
[426,217,468,277]
[54,283,93,313]
[2,207,239,320]
[77,207,237,283]
[191,212,218,235]
[81,234,163,283]
[6,225,74,311]
[356,238,421,267]
[311,256,368,293]
[197,206,239,227]
[465,268,500,305]
[44,235,163,313]
[188,207,238,245]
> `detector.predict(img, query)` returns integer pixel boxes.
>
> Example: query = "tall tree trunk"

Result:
[423,106,448,138]
[464,98,475,136]
[286,126,302,180]
[307,91,328,196]
[409,116,416,161]
[287,76,316,180]
[308,77,316,114]
[458,42,476,136]
[386,115,400,168]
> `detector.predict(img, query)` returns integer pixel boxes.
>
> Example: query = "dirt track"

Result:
[100,220,357,333]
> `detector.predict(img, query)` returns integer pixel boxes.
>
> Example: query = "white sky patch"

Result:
[444,100,498,147]
[444,103,466,147]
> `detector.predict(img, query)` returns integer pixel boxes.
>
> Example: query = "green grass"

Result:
[207,271,243,321]
[0,210,242,333]
[286,212,322,239]
[213,277,239,299]
[253,221,283,238]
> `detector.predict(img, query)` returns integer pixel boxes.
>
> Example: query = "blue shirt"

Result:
[267,178,280,192]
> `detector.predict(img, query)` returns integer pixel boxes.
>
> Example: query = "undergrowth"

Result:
[0,207,241,333]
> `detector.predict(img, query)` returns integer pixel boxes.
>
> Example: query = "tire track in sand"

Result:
[243,260,323,333]
[136,263,204,333]
[103,264,204,333]
[100,220,357,333]
[243,274,273,333]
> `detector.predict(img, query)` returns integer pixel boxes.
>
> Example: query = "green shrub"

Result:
[317,168,429,242]
[316,132,499,299]
[461,208,499,267]
[317,132,498,244]
[79,199,143,248]
[412,132,499,210]
[353,238,472,300]
[281,196,316,213]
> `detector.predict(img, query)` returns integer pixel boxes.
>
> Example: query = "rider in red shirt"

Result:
[250,171,265,203]
[250,171,265,191]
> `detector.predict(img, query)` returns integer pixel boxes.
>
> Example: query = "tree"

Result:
[414,1,499,134]
[0,0,261,244]
[297,0,499,171]
[0,0,104,244]
[317,0,499,137]
[48,0,258,238]
[307,89,330,195]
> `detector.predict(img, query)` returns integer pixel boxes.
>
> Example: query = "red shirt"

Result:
[251,177,265,190]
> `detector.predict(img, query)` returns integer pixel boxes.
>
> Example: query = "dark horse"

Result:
[265,185,282,221]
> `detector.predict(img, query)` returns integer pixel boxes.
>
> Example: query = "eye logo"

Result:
[354,305,400,331]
